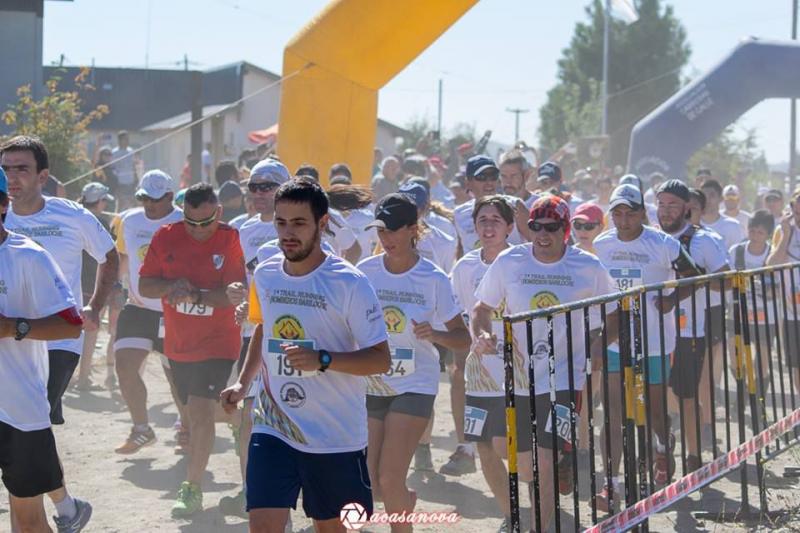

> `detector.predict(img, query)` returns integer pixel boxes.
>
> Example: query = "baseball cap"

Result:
[81,182,115,204]
[136,170,174,200]
[174,188,187,207]
[249,158,290,186]
[329,174,352,186]
[466,155,498,178]
[571,203,604,224]
[618,174,643,191]
[765,188,784,200]
[529,195,571,242]
[722,184,740,198]
[537,161,562,183]
[696,167,712,177]
[609,184,644,210]
[398,182,429,209]
[218,180,244,203]
[366,193,418,231]
[0,167,7,195]
[657,179,690,202]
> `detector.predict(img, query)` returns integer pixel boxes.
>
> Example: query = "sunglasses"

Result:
[528,221,563,233]
[136,194,165,203]
[573,221,600,231]
[472,172,499,182]
[183,213,217,227]
[248,182,279,193]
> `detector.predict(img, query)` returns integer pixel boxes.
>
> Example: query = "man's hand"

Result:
[235,302,249,326]
[226,282,247,306]
[220,382,246,414]
[472,331,497,356]
[166,279,196,306]
[81,305,101,332]
[283,343,321,372]
[411,319,436,343]
[652,293,675,313]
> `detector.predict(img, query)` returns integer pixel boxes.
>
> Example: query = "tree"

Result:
[538,0,690,165]
[2,68,108,190]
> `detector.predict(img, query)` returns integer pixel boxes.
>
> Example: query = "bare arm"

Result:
[0,313,82,340]
[221,323,264,413]
[767,221,791,266]
[411,314,471,352]
[279,340,391,376]
[344,240,362,265]
[88,248,120,312]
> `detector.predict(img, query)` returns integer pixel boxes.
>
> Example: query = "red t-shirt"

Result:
[140,222,244,362]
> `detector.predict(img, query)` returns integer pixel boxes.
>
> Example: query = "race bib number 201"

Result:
[267,339,318,378]
[544,404,578,442]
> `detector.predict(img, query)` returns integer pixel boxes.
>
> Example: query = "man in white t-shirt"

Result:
[221,178,390,531]
[701,179,746,250]
[473,195,615,531]
[656,179,729,473]
[2,135,119,529]
[721,184,751,228]
[499,149,539,211]
[113,170,184,455]
[0,168,89,532]
[111,130,138,208]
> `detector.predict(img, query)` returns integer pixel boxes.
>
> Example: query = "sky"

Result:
[43,0,797,164]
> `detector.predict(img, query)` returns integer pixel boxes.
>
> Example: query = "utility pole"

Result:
[791,0,798,191]
[506,108,529,143]
[437,79,443,141]
[184,53,189,71]
[601,0,610,135]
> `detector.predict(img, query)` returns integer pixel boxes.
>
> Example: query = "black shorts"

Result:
[0,421,63,497]
[464,394,533,452]
[237,336,252,375]
[534,391,582,453]
[784,320,800,367]
[366,392,435,421]
[114,304,164,354]
[705,306,725,345]
[48,350,80,425]
[670,337,706,399]
[168,358,235,405]
[246,433,372,520]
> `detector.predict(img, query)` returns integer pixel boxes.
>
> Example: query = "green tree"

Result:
[2,68,108,189]
[538,0,690,164]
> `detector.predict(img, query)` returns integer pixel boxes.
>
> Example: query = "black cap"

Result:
[537,161,562,183]
[765,188,784,200]
[466,155,498,178]
[657,179,690,202]
[366,193,418,231]
[218,180,244,202]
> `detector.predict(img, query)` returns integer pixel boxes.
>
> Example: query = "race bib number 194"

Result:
[267,339,318,378]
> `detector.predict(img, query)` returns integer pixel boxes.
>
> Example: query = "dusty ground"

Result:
[3,329,800,532]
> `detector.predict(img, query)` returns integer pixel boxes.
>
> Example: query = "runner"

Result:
[220,158,289,517]
[570,203,605,253]
[399,182,457,273]
[473,195,615,531]
[593,183,692,506]
[451,195,520,531]
[327,183,378,262]
[2,135,118,530]
[139,183,246,517]
[0,169,88,533]
[701,179,746,250]
[499,149,539,210]
[113,170,185,455]
[533,162,583,212]
[358,193,470,532]
[721,184,752,227]
[221,177,391,532]
[655,179,729,472]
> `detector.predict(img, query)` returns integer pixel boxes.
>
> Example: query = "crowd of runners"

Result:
[1,132,799,533]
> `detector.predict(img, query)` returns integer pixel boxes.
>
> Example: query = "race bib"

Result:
[266,338,318,378]
[544,404,577,443]
[176,302,214,316]
[610,268,643,292]
[464,406,488,437]
[384,348,415,378]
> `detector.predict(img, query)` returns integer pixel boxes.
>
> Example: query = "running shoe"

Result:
[497,517,511,533]
[414,443,434,472]
[115,426,156,454]
[54,498,92,533]
[172,481,203,518]
[439,445,476,476]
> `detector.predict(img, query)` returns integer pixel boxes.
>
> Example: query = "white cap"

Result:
[135,170,174,200]
[723,184,740,197]
[81,182,114,203]
[249,158,290,185]
[609,183,644,210]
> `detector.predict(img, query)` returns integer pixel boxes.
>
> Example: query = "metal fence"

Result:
[503,263,800,532]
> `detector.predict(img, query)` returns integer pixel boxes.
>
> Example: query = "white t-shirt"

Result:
[475,244,615,395]
[722,209,751,228]
[729,241,774,325]
[229,212,251,230]
[451,249,505,396]
[6,197,115,355]
[425,211,457,239]
[705,214,746,250]
[0,233,77,430]
[324,208,357,257]
[249,253,388,453]
[454,197,525,253]
[111,146,136,186]
[418,224,457,273]
[238,215,278,337]
[593,226,681,357]
[357,255,461,397]
[342,208,378,262]
[117,207,183,311]
[669,225,729,337]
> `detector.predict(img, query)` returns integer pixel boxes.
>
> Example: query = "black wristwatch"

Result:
[318,349,332,372]
[14,318,31,341]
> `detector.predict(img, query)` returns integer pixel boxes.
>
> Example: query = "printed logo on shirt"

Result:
[137,244,150,262]
[491,300,506,321]
[212,254,225,270]
[532,340,550,361]
[530,291,560,310]
[280,382,307,408]
[273,314,305,340]
[383,305,407,334]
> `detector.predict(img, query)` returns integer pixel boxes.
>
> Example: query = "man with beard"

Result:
[222,178,390,532]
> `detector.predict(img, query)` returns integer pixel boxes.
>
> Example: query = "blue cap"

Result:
[466,155,498,178]
[0,167,6,195]
[398,182,429,209]
[250,158,290,185]
[537,161,562,183]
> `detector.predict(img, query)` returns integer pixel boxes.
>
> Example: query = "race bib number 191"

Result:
[464,406,488,437]
[267,339,318,378]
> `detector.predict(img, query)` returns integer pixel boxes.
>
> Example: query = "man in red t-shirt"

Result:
[139,182,245,517]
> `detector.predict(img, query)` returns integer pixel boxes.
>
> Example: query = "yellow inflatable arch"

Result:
[278,0,478,186]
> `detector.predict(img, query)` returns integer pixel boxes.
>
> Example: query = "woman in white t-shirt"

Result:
[357,193,470,528]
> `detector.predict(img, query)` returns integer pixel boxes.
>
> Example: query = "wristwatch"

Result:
[14,318,31,341]
[318,349,332,372]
